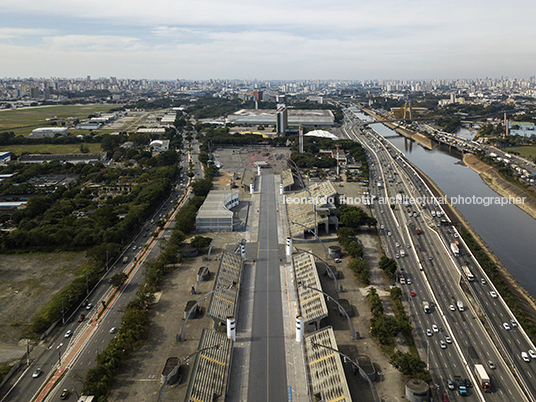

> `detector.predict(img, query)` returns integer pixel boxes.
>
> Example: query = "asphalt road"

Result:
[247,169,288,401]
[341,110,531,402]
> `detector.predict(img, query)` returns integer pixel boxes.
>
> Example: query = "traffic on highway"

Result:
[342,107,536,402]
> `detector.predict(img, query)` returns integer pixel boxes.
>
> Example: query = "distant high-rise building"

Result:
[29,87,38,98]
[276,104,288,135]
[253,90,263,102]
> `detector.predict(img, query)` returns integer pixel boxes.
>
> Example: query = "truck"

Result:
[474,364,491,392]
[423,301,430,314]
[454,375,468,396]
[457,300,464,311]
[450,242,460,256]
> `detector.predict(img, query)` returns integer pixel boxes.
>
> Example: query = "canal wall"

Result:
[407,158,536,326]
[463,153,536,220]
[362,108,436,150]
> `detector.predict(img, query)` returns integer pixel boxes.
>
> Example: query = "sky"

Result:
[1,0,535,81]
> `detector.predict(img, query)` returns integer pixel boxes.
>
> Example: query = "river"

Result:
[354,113,536,298]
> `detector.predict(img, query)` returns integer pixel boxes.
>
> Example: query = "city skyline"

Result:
[1,0,535,80]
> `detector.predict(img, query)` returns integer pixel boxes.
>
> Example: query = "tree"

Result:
[379,256,397,277]
[109,273,128,288]
[190,235,212,250]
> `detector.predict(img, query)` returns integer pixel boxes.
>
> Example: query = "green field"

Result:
[505,146,536,160]
[0,104,122,136]
[3,143,103,156]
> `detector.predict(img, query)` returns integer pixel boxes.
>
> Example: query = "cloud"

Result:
[0,27,54,39]
[42,35,143,51]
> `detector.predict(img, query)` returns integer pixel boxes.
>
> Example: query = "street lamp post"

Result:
[206,221,243,261]
[195,256,218,294]
[298,282,357,339]
[288,159,318,236]
[294,247,341,292]
[179,282,236,342]
[290,221,328,260]
[310,342,380,402]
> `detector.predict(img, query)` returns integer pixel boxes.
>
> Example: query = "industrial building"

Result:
[29,127,68,138]
[226,108,335,128]
[195,190,240,232]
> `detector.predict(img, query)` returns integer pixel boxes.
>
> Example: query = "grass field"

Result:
[3,143,103,156]
[505,146,536,160]
[0,104,121,136]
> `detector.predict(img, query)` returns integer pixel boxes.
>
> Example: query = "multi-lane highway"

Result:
[342,108,535,402]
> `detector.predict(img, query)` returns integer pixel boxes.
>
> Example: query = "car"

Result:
[32,368,42,378]
[521,352,530,362]
[86,303,93,310]
[60,389,69,400]
[487,360,496,369]
[432,324,439,332]
[407,244,411,248]
[133,245,137,250]
[454,232,459,237]
[110,327,116,334]
[406,279,412,285]
[380,225,385,230]
[334,258,342,263]
[395,242,400,247]
[511,319,518,327]
[445,335,452,344]
[465,378,472,388]
[490,291,498,298]
[426,329,433,337]
[380,210,384,214]
[449,304,456,311]
[503,322,511,330]
[64,330,72,338]
[395,254,400,259]
[442,392,450,402]
[428,256,433,260]
[387,232,392,236]
[410,290,416,297]
[447,379,455,390]
[78,314,85,322]
[481,278,487,284]
[440,340,447,349]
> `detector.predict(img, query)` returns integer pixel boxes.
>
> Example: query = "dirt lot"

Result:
[0,252,86,364]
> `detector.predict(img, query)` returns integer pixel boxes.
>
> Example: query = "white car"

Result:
[406,279,412,285]
[521,352,530,362]
[64,330,72,338]
[86,303,93,310]
[490,291,498,298]
[503,322,511,330]
[510,319,518,327]
[432,324,439,332]
[380,225,385,230]
[528,350,536,359]
[481,278,487,284]
[387,232,392,236]
[449,304,456,311]
[395,254,400,259]
[454,232,459,238]
[110,327,116,334]
[440,340,447,349]
[445,335,452,344]
[426,329,433,337]
[396,242,400,247]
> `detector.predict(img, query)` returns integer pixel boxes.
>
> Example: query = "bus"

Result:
[462,265,474,281]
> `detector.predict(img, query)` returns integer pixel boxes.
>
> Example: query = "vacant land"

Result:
[4,143,103,155]
[0,104,120,136]
[0,252,87,363]
[505,146,536,160]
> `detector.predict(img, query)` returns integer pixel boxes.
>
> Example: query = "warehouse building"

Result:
[195,190,240,232]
